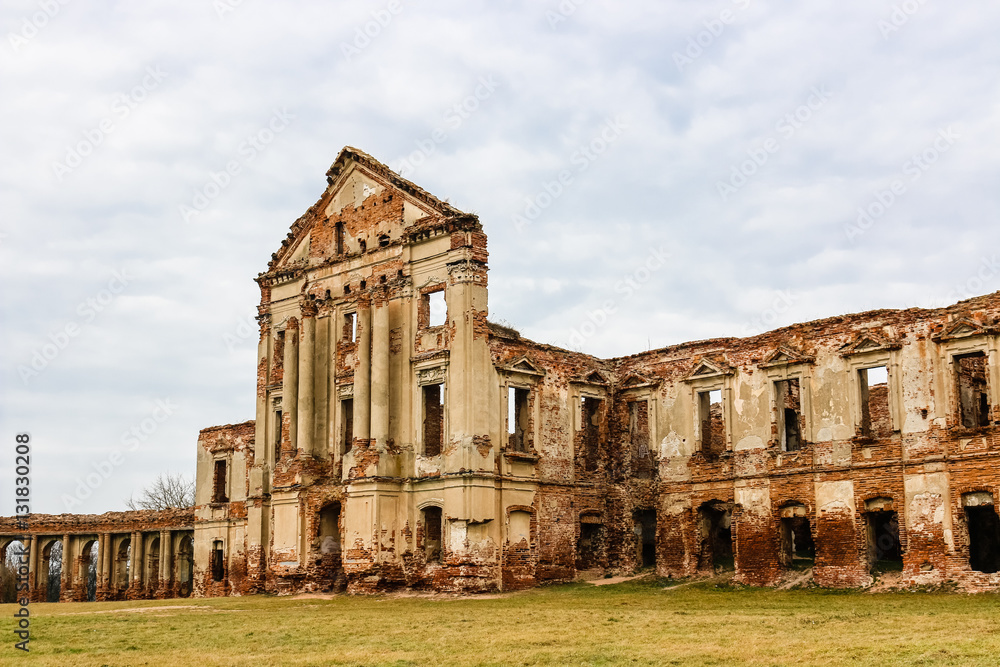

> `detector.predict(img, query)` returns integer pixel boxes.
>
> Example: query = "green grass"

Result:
[2,579,998,666]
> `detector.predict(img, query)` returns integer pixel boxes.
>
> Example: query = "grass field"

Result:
[2,578,999,666]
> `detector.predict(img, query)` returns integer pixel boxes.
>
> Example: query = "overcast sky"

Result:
[3,0,1000,515]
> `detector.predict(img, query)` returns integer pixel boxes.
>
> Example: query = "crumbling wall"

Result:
[0,510,194,602]
[194,421,254,597]
[15,149,1000,600]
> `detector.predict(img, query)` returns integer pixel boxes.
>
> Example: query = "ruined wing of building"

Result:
[5,146,1000,601]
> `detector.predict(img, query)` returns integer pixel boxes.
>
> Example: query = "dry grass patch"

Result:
[2,579,998,666]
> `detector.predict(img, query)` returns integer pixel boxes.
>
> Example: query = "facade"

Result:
[193,147,1000,595]
[4,146,1000,599]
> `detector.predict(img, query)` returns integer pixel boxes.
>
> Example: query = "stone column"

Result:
[60,533,71,601]
[329,312,340,459]
[353,303,372,442]
[253,317,271,467]
[102,533,113,595]
[77,538,90,600]
[95,535,104,588]
[297,308,316,457]
[95,534,106,598]
[159,530,172,597]
[24,536,36,601]
[129,531,141,596]
[370,296,390,448]
[282,317,300,456]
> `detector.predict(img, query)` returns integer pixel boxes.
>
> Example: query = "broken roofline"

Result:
[256,145,1000,366]
[261,146,478,277]
[498,290,1000,366]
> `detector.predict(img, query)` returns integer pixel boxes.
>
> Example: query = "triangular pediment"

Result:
[263,147,477,274]
[761,345,814,368]
[571,370,609,386]
[619,373,659,391]
[839,330,902,357]
[621,374,647,387]
[684,356,734,382]
[933,316,995,342]
[503,356,544,377]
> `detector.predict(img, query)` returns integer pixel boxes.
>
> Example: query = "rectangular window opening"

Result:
[697,389,725,458]
[274,330,285,370]
[779,515,815,568]
[422,506,443,563]
[509,387,529,453]
[423,383,443,456]
[865,510,902,571]
[273,409,283,463]
[341,398,354,453]
[629,400,652,478]
[581,396,601,470]
[212,460,228,503]
[775,379,802,451]
[427,290,446,327]
[211,541,224,582]
[344,311,357,343]
[633,509,657,568]
[966,503,1000,574]
[956,352,990,428]
[859,366,891,437]
[335,222,345,255]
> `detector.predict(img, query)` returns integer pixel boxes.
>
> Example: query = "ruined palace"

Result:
[4,146,1000,600]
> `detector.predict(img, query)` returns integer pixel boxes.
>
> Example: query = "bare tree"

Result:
[47,541,62,602]
[1,541,25,603]
[125,472,195,510]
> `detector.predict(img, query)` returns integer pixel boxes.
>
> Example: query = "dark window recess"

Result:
[212,460,228,503]
[633,509,657,568]
[211,541,224,582]
[422,506,443,563]
[698,503,733,572]
[342,398,354,453]
[576,518,605,570]
[866,511,902,570]
[956,352,990,428]
[966,505,1000,574]
[779,515,815,568]
[697,389,725,458]
[859,366,892,437]
[775,379,803,451]
[334,222,345,255]
[629,401,652,478]
[509,387,530,453]
[581,397,601,470]
[423,384,443,456]
[273,410,283,463]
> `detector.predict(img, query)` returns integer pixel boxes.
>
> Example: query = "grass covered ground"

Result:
[2,578,999,666]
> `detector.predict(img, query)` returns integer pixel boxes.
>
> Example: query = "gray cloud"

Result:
[3,0,1000,512]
